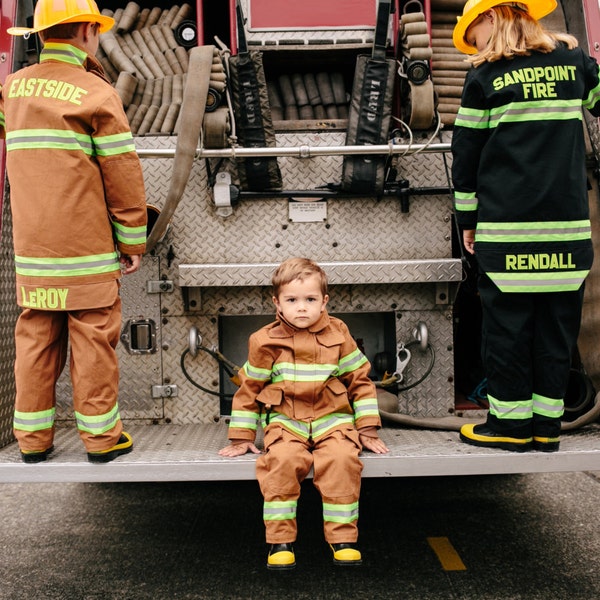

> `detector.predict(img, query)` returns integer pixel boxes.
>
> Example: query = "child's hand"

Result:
[359,434,389,454]
[218,441,261,457]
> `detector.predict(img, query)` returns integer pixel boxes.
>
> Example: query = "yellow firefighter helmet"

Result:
[452,0,557,54]
[7,0,115,37]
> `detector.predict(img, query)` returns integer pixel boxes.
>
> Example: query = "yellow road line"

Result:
[427,536,467,571]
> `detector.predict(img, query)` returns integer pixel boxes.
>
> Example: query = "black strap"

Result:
[236,0,248,54]
[373,0,392,59]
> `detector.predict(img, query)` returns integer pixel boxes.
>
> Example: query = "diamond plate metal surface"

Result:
[155,283,454,424]
[55,257,164,423]
[137,134,454,271]
[0,184,19,448]
[1,423,600,482]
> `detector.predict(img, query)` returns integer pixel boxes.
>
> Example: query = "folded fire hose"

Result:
[341,0,396,195]
[145,44,214,252]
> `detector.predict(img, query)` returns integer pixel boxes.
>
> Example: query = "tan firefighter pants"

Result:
[14,298,124,453]
[256,424,363,544]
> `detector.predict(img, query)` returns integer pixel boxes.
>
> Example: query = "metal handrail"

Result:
[135,141,452,159]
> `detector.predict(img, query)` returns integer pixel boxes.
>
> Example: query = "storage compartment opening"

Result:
[261,48,364,131]
[218,311,397,415]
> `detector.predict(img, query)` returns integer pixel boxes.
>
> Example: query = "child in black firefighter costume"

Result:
[219,258,388,569]
[452,0,600,452]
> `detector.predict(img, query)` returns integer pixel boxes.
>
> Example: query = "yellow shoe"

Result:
[87,432,133,463]
[267,543,296,570]
[330,543,362,566]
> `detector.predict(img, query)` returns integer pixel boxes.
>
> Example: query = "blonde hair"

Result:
[272,257,328,297]
[469,4,578,67]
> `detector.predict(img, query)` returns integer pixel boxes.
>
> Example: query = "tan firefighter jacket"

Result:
[0,40,147,310]
[228,310,382,443]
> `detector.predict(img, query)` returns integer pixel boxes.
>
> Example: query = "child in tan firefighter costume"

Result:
[0,0,147,462]
[219,258,389,569]
[451,0,600,451]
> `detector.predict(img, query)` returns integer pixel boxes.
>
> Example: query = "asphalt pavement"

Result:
[1,472,599,599]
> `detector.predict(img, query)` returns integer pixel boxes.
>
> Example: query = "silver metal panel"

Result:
[137,134,454,269]
[178,259,463,287]
[0,423,599,482]
[55,257,164,422]
[155,282,454,424]
[0,184,19,448]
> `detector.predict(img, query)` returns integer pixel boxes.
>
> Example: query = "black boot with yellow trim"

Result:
[87,432,133,463]
[460,423,533,452]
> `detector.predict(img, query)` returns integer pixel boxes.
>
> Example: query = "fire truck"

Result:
[0,0,599,482]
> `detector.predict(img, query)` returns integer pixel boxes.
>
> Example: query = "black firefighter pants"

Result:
[478,274,585,439]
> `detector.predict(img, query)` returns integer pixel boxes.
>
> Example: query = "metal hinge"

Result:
[151,385,179,398]
[147,280,174,293]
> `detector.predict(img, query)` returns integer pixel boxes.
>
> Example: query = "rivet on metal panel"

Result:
[436,283,449,305]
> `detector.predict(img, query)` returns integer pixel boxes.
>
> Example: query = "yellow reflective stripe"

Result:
[488,270,589,293]
[13,408,55,432]
[488,99,582,127]
[323,501,359,524]
[113,222,147,245]
[264,500,297,521]
[41,42,87,65]
[263,412,354,439]
[338,348,369,375]
[271,361,337,383]
[74,403,120,435]
[488,395,532,420]
[455,106,489,129]
[15,252,120,278]
[353,398,379,420]
[532,393,564,419]
[6,128,94,154]
[454,190,478,211]
[476,220,591,243]
[243,361,271,381]
[94,132,136,156]
[229,410,259,431]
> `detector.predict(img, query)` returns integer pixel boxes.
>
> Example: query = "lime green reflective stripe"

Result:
[532,394,564,419]
[488,270,589,292]
[455,106,489,129]
[454,190,478,211]
[264,500,297,521]
[262,413,311,438]
[113,222,147,245]
[41,42,86,66]
[229,410,259,431]
[262,412,354,439]
[488,395,533,421]
[476,220,591,243]
[94,132,136,156]
[337,348,368,376]
[74,403,120,435]
[243,361,271,381]
[353,398,379,420]
[15,252,120,278]
[323,501,359,524]
[6,129,94,154]
[271,361,337,383]
[0,111,5,128]
[311,413,354,438]
[583,68,600,108]
[489,99,582,127]
[13,408,56,432]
